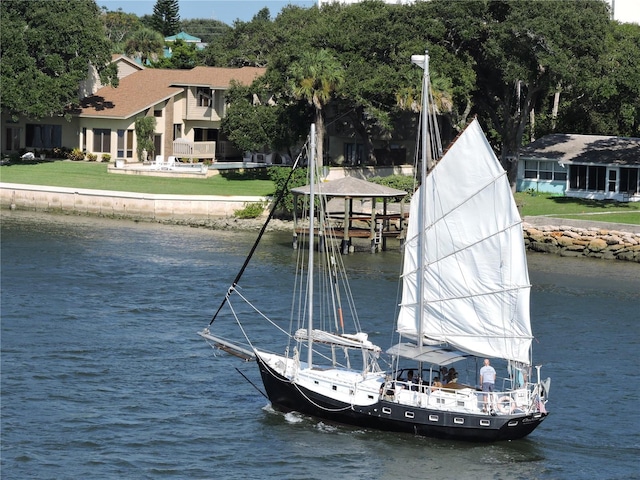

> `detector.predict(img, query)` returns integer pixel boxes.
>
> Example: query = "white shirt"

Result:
[480,365,496,384]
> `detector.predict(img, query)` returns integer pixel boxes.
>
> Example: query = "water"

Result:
[1,211,639,480]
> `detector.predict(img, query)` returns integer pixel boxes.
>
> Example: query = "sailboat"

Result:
[199,52,549,442]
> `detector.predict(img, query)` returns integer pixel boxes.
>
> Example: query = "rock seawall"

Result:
[523,222,640,263]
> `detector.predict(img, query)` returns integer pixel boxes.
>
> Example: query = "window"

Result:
[93,129,111,153]
[5,127,20,151]
[154,110,163,117]
[117,130,133,158]
[620,168,639,195]
[523,160,566,181]
[587,166,606,191]
[193,128,217,142]
[569,165,606,191]
[173,124,182,140]
[344,143,364,165]
[196,87,212,107]
[25,124,62,148]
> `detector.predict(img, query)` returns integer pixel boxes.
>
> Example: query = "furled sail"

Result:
[397,119,533,364]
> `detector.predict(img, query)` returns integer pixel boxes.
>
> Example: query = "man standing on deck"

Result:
[480,358,496,413]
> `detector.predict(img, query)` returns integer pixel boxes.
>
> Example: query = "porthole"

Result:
[405,411,415,419]
[454,417,464,424]
[429,415,439,422]
[382,407,392,415]
[480,419,491,427]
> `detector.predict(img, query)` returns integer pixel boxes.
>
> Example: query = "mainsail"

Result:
[397,119,533,364]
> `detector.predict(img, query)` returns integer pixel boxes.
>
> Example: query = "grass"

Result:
[0,160,275,196]
[2,160,638,225]
[515,191,640,225]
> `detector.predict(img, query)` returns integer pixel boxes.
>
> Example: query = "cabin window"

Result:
[620,168,639,195]
[524,160,566,181]
[569,165,606,191]
[454,417,465,424]
[480,419,491,427]
[429,415,439,422]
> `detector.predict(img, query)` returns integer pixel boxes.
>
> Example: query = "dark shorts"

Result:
[482,382,494,392]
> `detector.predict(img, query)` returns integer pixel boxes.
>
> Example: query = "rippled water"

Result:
[1,211,638,479]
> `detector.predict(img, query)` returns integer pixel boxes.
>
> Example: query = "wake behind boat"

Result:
[199,52,549,442]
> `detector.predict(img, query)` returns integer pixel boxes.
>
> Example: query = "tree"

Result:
[125,28,165,65]
[0,0,118,120]
[452,0,611,185]
[288,49,344,167]
[151,0,180,37]
[100,8,141,48]
[135,116,156,160]
[152,39,199,69]
[180,18,231,44]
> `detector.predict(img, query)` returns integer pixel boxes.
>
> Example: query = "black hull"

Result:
[256,355,547,442]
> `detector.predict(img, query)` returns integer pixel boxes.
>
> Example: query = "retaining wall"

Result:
[523,222,640,262]
[0,183,266,219]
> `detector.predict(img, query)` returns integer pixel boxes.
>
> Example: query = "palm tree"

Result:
[288,49,344,168]
[125,28,165,65]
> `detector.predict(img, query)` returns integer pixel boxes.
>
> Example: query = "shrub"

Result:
[86,153,97,161]
[234,201,266,219]
[368,175,416,202]
[101,153,111,163]
[67,148,85,161]
[267,166,308,218]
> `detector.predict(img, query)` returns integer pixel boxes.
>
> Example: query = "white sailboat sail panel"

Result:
[397,119,533,364]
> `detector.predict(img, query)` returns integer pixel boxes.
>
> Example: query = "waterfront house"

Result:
[1,56,265,163]
[516,133,640,202]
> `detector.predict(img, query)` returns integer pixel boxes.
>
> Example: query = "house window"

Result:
[25,124,62,148]
[569,165,606,191]
[193,128,217,142]
[5,127,20,151]
[117,130,133,158]
[524,160,566,181]
[82,128,87,151]
[620,168,639,195]
[93,129,111,153]
[173,124,182,140]
[154,110,163,117]
[196,87,212,107]
[587,166,606,191]
[344,143,364,165]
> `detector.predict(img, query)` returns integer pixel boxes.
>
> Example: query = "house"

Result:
[1,57,265,163]
[517,133,640,202]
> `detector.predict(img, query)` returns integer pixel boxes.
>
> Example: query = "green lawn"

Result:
[2,160,639,225]
[515,191,640,225]
[0,160,275,196]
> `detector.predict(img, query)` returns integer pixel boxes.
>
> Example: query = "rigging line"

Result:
[235,367,269,400]
[209,146,306,326]
[291,382,353,413]
[232,288,292,338]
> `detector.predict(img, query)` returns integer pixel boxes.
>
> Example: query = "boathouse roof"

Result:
[291,176,407,198]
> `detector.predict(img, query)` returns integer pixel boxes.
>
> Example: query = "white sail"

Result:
[397,119,533,364]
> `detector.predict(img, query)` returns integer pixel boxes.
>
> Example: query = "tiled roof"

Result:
[77,66,266,119]
[520,134,640,166]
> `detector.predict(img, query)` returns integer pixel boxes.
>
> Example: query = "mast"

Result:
[307,124,316,368]
[411,52,432,348]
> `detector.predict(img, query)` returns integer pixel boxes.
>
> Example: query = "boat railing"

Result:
[388,380,539,415]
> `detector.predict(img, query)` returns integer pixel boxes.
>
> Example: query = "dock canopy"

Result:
[291,176,407,198]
